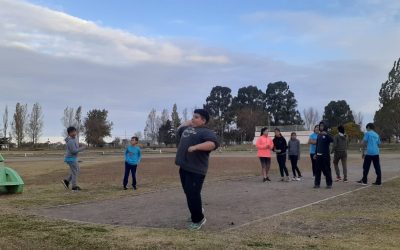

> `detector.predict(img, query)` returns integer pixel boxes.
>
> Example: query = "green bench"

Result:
[0,154,24,194]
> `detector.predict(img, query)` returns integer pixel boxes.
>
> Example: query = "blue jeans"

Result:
[123,162,137,187]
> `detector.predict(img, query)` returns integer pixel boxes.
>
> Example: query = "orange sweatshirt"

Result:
[256,135,274,157]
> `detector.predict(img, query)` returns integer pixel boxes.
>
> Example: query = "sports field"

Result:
[1,151,399,249]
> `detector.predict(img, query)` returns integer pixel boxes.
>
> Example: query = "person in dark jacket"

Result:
[314,121,333,189]
[273,128,290,182]
[332,125,349,182]
[175,109,219,231]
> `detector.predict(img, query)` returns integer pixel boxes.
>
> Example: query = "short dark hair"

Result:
[67,126,77,134]
[366,123,375,130]
[260,127,268,135]
[338,125,345,134]
[291,132,296,136]
[131,136,139,141]
[194,109,210,124]
[314,125,319,129]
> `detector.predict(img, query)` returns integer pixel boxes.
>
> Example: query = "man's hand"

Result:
[313,155,317,160]
[188,146,197,153]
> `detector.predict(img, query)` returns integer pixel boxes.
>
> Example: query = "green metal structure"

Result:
[0,153,24,194]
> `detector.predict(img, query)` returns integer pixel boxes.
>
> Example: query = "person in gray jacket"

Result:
[288,132,302,181]
[62,126,85,191]
[332,125,349,182]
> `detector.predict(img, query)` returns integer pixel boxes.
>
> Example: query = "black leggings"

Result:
[289,155,302,177]
[276,154,289,177]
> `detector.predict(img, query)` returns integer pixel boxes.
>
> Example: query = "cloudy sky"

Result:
[1,0,399,142]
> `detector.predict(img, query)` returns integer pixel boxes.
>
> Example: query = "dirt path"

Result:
[34,156,400,231]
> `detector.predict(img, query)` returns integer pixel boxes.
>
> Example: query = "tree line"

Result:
[0,104,113,149]
[146,81,367,145]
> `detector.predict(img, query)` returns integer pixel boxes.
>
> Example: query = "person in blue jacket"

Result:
[123,136,142,190]
[357,123,382,186]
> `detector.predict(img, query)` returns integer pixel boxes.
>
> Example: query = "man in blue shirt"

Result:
[308,125,319,178]
[357,123,382,186]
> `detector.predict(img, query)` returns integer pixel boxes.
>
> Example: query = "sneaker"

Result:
[61,179,70,189]
[372,182,382,186]
[313,185,320,188]
[291,177,297,181]
[263,178,267,182]
[343,178,348,183]
[133,186,137,190]
[266,177,271,182]
[280,177,285,182]
[71,186,82,191]
[326,185,332,189]
[188,217,207,231]
[357,180,368,186]
[187,208,205,222]
[123,186,128,190]
[335,177,342,182]
[296,177,301,181]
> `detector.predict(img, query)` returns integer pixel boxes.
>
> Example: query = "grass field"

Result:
[1,154,399,249]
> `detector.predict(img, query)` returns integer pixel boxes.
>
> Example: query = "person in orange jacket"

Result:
[256,127,274,182]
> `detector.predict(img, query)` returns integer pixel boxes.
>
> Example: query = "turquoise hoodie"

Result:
[125,145,142,165]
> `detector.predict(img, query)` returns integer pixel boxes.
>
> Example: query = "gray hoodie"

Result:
[288,138,301,156]
[64,137,84,161]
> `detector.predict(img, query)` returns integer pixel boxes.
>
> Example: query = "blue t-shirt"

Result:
[125,145,142,165]
[363,130,381,155]
[309,133,318,154]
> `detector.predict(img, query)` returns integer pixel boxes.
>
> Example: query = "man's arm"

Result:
[188,141,216,152]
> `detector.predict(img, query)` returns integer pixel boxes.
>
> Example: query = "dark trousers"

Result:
[315,154,333,187]
[310,153,317,176]
[179,168,206,223]
[289,155,302,177]
[362,155,382,184]
[277,154,289,177]
[123,162,137,187]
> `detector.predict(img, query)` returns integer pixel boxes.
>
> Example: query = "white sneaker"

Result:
[291,177,297,181]
[296,177,301,181]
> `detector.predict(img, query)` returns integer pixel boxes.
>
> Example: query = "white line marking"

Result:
[224,175,399,232]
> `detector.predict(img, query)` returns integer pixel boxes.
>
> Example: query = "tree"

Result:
[323,100,355,127]
[182,108,188,121]
[303,107,320,130]
[232,85,266,112]
[62,107,76,136]
[265,81,303,126]
[144,109,161,144]
[11,103,28,148]
[158,120,175,146]
[204,86,233,144]
[236,108,268,142]
[374,97,400,142]
[375,58,400,142]
[27,102,44,145]
[75,106,84,142]
[171,104,181,132]
[353,111,364,128]
[160,109,169,125]
[2,105,8,139]
[232,86,268,142]
[379,58,400,105]
[84,109,113,147]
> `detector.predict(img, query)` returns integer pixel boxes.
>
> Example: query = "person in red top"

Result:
[256,127,274,182]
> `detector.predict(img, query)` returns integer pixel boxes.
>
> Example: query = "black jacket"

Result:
[273,136,287,155]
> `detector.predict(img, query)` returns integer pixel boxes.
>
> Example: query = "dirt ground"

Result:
[25,154,400,231]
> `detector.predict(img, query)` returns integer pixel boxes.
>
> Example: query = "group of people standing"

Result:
[256,121,382,189]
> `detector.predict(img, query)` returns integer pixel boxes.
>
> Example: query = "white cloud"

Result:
[0,0,229,65]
